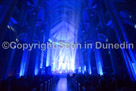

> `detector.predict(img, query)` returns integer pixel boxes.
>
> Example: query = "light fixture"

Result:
[106,39,108,42]
[134,24,136,29]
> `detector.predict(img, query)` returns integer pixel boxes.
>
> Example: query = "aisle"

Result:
[56,78,67,91]
[54,77,73,91]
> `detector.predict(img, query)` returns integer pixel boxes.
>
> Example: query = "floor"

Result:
[54,77,72,91]
[56,78,68,91]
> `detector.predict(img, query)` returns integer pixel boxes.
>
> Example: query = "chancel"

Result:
[0,0,136,91]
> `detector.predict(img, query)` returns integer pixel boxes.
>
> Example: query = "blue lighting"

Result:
[132,62,136,76]
[35,52,39,75]
[78,67,81,73]
[46,49,50,67]
[20,50,28,76]
[40,36,46,68]
[47,21,78,73]
[88,50,92,74]
[95,50,103,75]
[48,39,52,43]
[34,67,38,76]
[84,66,86,72]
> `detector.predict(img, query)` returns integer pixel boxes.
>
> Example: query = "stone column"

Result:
[0,0,17,43]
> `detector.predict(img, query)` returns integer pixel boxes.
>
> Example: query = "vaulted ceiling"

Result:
[46,0,83,43]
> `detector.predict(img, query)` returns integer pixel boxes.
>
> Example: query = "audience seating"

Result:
[67,73,136,91]
[0,75,59,91]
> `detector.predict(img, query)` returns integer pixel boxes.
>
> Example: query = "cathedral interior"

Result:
[0,0,136,91]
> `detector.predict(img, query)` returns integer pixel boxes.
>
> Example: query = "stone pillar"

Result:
[104,0,136,80]
[19,8,39,76]
[0,0,17,43]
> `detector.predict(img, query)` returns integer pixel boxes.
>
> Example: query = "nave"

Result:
[0,0,136,91]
